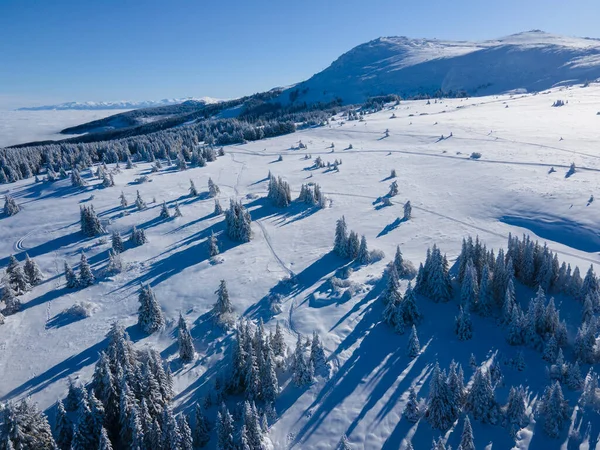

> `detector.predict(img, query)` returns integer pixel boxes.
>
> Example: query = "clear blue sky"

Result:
[1,0,598,109]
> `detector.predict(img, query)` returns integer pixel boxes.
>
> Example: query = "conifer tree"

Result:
[292,335,313,386]
[346,231,360,259]
[178,313,195,363]
[213,280,233,317]
[404,201,412,220]
[455,306,473,341]
[478,264,492,316]
[78,252,95,287]
[357,235,370,264]
[333,216,348,258]
[461,258,478,312]
[403,386,420,422]
[540,381,569,438]
[111,231,124,254]
[208,178,220,198]
[407,325,420,358]
[193,404,210,448]
[135,190,146,210]
[225,200,252,242]
[189,180,198,197]
[23,254,43,286]
[173,202,182,218]
[388,180,399,197]
[425,362,455,430]
[216,404,236,450]
[458,416,475,450]
[54,400,72,450]
[98,427,113,450]
[505,385,527,429]
[160,201,170,219]
[310,331,329,377]
[400,282,422,326]
[3,195,20,216]
[465,367,498,424]
[177,415,194,450]
[137,284,165,334]
[129,226,147,246]
[214,199,223,215]
[271,322,286,357]
[119,191,128,209]
[209,231,220,258]
[6,255,30,294]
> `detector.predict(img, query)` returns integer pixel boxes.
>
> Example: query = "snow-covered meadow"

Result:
[2,84,600,449]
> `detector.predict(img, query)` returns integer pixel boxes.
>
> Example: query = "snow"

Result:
[2,83,600,448]
[283,31,600,104]
[16,97,223,111]
[0,110,130,147]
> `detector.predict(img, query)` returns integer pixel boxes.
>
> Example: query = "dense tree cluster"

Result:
[415,245,452,302]
[225,200,252,242]
[80,205,105,237]
[267,175,291,208]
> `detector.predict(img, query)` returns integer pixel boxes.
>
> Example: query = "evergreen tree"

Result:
[566,361,583,390]
[214,199,223,215]
[6,255,30,294]
[505,385,527,429]
[78,252,95,287]
[161,406,180,450]
[455,306,473,340]
[189,179,198,196]
[292,335,313,386]
[333,216,348,258]
[98,427,113,450]
[403,386,420,423]
[120,192,128,208]
[208,178,220,198]
[225,200,252,242]
[407,325,420,358]
[111,231,124,254]
[271,322,286,356]
[478,264,492,316]
[357,235,370,264]
[1,399,56,450]
[135,190,146,210]
[346,231,360,259]
[388,180,399,197]
[54,400,72,450]
[404,201,412,220]
[213,280,234,317]
[540,381,569,438]
[64,261,78,288]
[173,202,182,218]
[71,399,98,450]
[461,258,478,312]
[262,341,280,403]
[216,404,236,450]
[458,416,475,450]
[23,254,43,286]
[177,415,194,450]
[425,362,455,430]
[178,313,195,363]
[310,331,329,377]
[465,367,498,424]
[401,282,423,326]
[193,404,210,448]
[3,195,20,216]
[129,225,147,246]
[159,201,171,219]
[137,284,165,334]
[209,231,220,258]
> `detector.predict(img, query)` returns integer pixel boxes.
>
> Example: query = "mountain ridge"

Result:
[17,97,222,111]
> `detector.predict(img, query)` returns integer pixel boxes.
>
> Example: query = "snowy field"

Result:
[2,84,600,449]
[0,110,130,147]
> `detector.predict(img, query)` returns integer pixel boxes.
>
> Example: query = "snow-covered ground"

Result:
[2,84,600,449]
[0,110,130,147]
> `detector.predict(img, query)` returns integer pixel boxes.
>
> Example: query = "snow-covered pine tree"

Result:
[137,284,165,334]
[504,385,527,430]
[455,306,473,340]
[458,415,475,450]
[129,226,147,246]
[177,415,194,450]
[461,258,478,312]
[159,201,171,219]
[333,216,348,258]
[388,180,398,197]
[465,367,498,424]
[119,191,128,208]
[189,179,198,197]
[401,283,423,326]
[271,322,286,356]
[403,386,420,422]
[425,362,455,430]
[135,190,146,210]
[213,280,234,318]
[1,399,57,449]
[178,313,195,363]
[98,427,113,450]
[404,201,412,220]
[71,168,87,187]
[310,331,329,377]
[346,231,360,259]
[214,199,223,215]
[407,325,421,358]
[216,404,236,450]
[209,231,220,258]
[193,404,210,448]
[478,264,492,316]
[111,231,124,254]
[208,178,220,198]
[3,195,20,216]
[78,252,94,287]
[565,361,583,390]
[357,235,370,264]
[225,200,252,242]
[105,250,123,274]
[6,255,30,294]
[292,335,313,386]
[54,400,72,450]
[539,381,569,438]
[173,202,182,218]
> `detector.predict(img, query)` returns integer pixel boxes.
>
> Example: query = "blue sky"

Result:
[1,0,598,109]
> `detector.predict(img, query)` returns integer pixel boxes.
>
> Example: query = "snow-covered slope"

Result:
[284,30,600,104]
[17,97,222,111]
[2,83,600,449]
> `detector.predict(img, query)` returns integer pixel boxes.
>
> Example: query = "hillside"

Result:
[282,30,600,104]
[1,83,600,448]
[17,97,221,111]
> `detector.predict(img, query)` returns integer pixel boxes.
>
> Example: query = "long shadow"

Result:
[21,287,69,312]
[329,274,385,331]
[0,231,82,267]
[46,310,87,329]
[377,218,405,238]
[1,324,143,402]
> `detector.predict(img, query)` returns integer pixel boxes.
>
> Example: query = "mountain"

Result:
[282,30,600,104]
[17,97,222,111]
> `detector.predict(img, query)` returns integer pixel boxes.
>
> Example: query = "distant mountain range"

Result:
[17,97,222,111]
[279,30,600,104]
